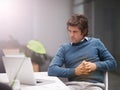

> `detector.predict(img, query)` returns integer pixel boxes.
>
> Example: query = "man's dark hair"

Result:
[67,14,88,36]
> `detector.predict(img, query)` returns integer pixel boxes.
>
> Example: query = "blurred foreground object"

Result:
[27,40,46,54]
[26,40,47,72]
[0,82,12,90]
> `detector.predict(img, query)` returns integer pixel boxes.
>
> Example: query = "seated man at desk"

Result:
[48,14,117,90]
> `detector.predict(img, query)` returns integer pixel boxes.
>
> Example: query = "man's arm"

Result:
[95,39,117,71]
[48,45,75,77]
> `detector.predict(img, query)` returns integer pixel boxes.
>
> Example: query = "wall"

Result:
[93,0,120,74]
[73,0,120,74]
[0,0,72,56]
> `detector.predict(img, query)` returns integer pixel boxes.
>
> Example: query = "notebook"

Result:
[2,56,54,86]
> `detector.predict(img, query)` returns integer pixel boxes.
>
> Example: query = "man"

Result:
[48,14,117,90]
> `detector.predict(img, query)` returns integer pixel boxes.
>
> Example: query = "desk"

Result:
[0,72,70,90]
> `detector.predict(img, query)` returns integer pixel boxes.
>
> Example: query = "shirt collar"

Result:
[71,37,88,46]
[81,37,88,42]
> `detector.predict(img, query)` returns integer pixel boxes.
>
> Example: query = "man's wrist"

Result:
[75,67,81,76]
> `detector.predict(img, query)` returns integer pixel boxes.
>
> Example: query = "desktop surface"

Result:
[0,72,70,90]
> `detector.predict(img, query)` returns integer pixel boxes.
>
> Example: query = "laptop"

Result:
[2,56,54,86]
[2,49,25,57]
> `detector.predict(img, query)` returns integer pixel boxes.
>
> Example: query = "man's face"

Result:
[67,26,84,43]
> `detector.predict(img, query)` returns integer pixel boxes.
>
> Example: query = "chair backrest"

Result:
[104,72,108,90]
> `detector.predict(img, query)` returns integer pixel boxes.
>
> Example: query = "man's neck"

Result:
[71,37,88,46]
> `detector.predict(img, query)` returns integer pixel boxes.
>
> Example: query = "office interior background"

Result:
[1,0,120,73]
[0,0,120,89]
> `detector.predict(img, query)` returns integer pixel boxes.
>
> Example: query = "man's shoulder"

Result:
[61,42,71,47]
[88,37,100,42]
[58,42,71,51]
[87,37,103,46]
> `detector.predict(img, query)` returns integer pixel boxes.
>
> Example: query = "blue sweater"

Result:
[48,37,117,83]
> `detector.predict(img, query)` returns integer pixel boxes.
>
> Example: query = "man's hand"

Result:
[75,60,96,76]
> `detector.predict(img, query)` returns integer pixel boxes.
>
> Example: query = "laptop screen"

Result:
[2,56,36,85]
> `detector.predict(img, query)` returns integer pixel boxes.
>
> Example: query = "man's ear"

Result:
[82,29,88,36]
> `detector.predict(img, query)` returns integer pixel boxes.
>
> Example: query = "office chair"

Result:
[104,72,108,90]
